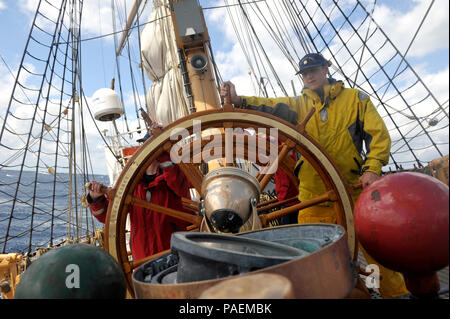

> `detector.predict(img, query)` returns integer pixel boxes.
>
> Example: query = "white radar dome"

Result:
[91,88,124,121]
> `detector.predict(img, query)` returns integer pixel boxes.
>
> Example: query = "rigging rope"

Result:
[111,0,131,136]
[0,0,98,254]
[332,0,443,161]
[378,0,435,103]
[355,0,448,120]
[135,7,149,130]
[353,0,377,87]
[238,0,288,96]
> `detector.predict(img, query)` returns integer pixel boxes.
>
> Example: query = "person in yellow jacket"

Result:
[220,52,409,299]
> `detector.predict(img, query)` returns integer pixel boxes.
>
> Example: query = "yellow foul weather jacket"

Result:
[241,79,391,204]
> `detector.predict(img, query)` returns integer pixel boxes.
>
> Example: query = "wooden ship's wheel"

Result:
[104,106,357,297]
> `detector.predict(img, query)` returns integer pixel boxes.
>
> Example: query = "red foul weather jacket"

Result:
[265,136,299,205]
[88,153,192,260]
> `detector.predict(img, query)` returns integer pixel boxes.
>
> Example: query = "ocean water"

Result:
[0,169,109,254]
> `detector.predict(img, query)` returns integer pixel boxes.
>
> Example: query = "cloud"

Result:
[80,0,154,45]
[0,1,6,11]
[80,1,115,40]
[0,63,16,109]
[18,0,58,30]
[372,0,449,57]
[16,0,152,45]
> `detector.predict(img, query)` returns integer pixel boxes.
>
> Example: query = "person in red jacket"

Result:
[272,139,300,225]
[259,134,299,225]
[274,150,300,225]
[87,151,192,260]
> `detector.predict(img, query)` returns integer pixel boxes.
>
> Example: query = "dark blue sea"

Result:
[0,169,109,254]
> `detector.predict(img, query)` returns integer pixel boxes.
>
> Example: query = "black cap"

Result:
[296,53,331,75]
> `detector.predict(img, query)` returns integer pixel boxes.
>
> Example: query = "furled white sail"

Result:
[140,0,189,125]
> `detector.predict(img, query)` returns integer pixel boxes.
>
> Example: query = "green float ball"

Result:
[15,243,126,299]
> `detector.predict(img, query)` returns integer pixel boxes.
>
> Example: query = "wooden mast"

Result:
[170,0,223,172]
[116,0,143,57]
[169,0,221,112]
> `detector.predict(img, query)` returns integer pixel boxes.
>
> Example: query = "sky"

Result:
[0,0,448,177]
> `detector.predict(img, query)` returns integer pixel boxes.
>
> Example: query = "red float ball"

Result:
[354,172,449,274]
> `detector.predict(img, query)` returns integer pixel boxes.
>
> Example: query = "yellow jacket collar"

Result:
[302,79,344,103]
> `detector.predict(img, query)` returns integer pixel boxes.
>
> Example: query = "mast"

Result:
[162,0,224,173]
[116,0,143,57]
[169,0,221,113]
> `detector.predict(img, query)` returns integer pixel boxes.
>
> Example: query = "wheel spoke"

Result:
[182,197,199,208]
[257,139,295,191]
[125,194,203,226]
[182,203,198,213]
[256,197,279,208]
[296,107,316,133]
[257,195,299,213]
[224,122,234,166]
[182,197,199,213]
[259,190,336,227]
[186,163,205,185]
[177,162,203,194]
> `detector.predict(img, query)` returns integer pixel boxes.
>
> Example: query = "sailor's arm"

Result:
[359,95,391,187]
[220,81,243,106]
[153,153,192,198]
[220,81,299,125]
[87,180,109,223]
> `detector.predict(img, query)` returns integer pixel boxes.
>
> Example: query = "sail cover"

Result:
[140,0,189,126]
